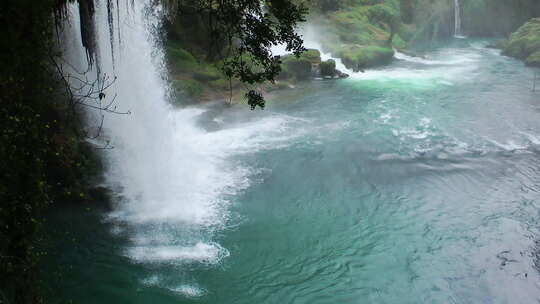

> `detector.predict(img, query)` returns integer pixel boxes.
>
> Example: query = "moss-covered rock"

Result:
[501,18,540,66]
[282,56,313,80]
[337,45,394,71]
[166,42,199,72]
[320,59,336,76]
[301,49,322,64]
[503,18,540,59]
[279,49,322,80]
[173,78,204,98]
[192,67,222,82]
[489,39,509,49]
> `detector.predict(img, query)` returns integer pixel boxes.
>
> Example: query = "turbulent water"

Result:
[47,3,540,303]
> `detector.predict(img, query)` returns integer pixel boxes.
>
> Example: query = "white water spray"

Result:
[271,26,354,75]
[60,0,295,295]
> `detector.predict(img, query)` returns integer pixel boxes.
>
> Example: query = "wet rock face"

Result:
[280,49,344,80]
[320,59,336,77]
[281,51,349,80]
[280,49,321,80]
[335,69,349,79]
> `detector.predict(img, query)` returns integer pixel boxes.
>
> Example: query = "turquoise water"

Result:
[46,40,540,303]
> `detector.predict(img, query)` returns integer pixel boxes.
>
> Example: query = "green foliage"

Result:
[503,18,540,59]
[301,49,323,64]
[175,79,204,97]
[192,68,223,82]
[501,18,540,67]
[368,3,400,44]
[368,3,400,27]
[166,43,198,71]
[170,0,308,109]
[397,23,416,41]
[1,0,56,302]
[493,39,510,49]
[338,45,394,71]
[329,6,376,44]
[526,50,540,67]
[320,59,336,76]
[310,0,404,55]
[209,78,236,90]
[282,56,313,80]
[246,90,265,110]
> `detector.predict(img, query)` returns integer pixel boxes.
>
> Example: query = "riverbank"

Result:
[493,18,540,67]
[164,0,463,106]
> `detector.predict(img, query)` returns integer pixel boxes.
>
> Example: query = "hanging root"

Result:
[78,0,97,67]
[107,0,116,69]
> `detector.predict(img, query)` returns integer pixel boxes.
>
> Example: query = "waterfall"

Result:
[59,0,292,295]
[454,0,463,38]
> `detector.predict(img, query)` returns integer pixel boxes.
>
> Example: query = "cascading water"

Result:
[271,26,354,75]
[59,0,295,295]
[454,0,464,38]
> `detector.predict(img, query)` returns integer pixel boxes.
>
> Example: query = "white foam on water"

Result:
[519,131,540,145]
[394,50,477,66]
[272,25,483,86]
[170,285,206,297]
[142,276,206,297]
[141,275,160,286]
[129,242,229,264]
[490,139,524,151]
[60,0,300,293]
[349,48,481,84]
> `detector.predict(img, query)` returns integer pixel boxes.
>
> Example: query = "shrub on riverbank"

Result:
[500,18,540,67]
[320,59,337,76]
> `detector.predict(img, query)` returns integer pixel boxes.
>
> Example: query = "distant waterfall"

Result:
[454,0,463,37]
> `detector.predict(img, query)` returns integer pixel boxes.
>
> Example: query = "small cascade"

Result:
[304,41,353,75]
[271,42,353,76]
[454,0,465,38]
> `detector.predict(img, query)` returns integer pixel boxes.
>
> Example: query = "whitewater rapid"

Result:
[59,0,303,296]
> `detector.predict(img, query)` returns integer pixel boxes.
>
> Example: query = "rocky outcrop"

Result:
[319,59,336,76]
[500,18,540,67]
[337,45,394,72]
[280,49,348,80]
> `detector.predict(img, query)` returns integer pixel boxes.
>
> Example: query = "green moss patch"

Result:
[502,18,540,66]
[320,59,337,76]
[337,45,394,71]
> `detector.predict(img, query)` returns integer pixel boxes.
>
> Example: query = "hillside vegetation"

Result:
[498,18,540,67]
[164,0,463,102]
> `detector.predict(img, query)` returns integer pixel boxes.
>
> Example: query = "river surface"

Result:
[46,39,540,303]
